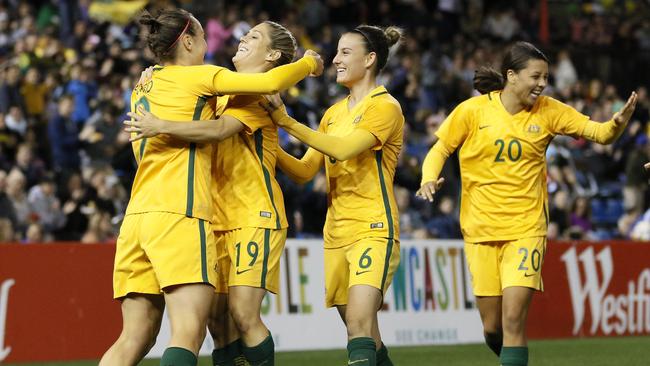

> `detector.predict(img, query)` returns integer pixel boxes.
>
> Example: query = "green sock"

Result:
[376,343,393,366]
[484,332,503,356]
[347,337,376,366]
[500,346,528,366]
[242,334,274,366]
[160,347,197,366]
[213,339,247,366]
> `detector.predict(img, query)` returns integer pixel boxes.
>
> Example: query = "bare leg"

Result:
[99,294,164,366]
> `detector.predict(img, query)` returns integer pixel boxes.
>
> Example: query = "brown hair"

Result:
[263,21,297,67]
[139,9,197,62]
[351,25,403,75]
[473,41,549,94]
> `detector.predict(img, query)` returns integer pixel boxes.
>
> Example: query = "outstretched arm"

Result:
[262,95,378,161]
[277,146,323,184]
[578,91,638,144]
[213,52,324,95]
[124,105,244,143]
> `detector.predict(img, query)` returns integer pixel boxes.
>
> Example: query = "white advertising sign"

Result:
[147,239,483,357]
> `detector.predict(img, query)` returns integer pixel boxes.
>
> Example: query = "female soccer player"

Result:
[124,21,312,366]
[417,41,637,366]
[260,25,404,366]
[99,9,322,366]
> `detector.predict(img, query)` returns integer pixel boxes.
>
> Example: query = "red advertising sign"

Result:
[0,241,648,363]
[528,241,650,338]
[0,244,120,363]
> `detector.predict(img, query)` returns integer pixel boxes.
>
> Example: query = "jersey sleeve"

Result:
[211,57,315,95]
[355,101,402,149]
[543,97,590,137]
[179,65,228,96]
[435,99,473,152]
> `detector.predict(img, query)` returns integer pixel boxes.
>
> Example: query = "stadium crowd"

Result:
[0,0,649,243]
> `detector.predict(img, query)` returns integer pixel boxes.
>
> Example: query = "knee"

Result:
[345,314,372,337]
[229,303,260,334]
[118,325,158,354]
[501,311,526,334]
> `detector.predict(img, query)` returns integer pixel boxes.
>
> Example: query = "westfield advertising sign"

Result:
[528,241,650,338]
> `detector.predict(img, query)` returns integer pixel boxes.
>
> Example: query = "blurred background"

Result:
[0,0,649,246]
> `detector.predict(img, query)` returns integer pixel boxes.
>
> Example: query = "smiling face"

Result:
[232,23,275,72]
[332,32,375,88]
[507,59,548,107]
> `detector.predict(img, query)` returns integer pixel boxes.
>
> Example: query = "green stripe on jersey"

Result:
[185,96,207,217]
[255,130,281,229]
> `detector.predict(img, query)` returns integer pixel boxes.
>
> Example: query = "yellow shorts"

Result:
[113,212,217,299]
[464,236,546,297]
[214,227,286,294]
[324,237,400,308]
[214,230,230,294]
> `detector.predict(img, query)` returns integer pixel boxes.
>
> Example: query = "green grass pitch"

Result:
[7,336,649,365]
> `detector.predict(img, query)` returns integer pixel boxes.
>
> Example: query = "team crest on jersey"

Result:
[527,124,541,133]
[353,115,362,124]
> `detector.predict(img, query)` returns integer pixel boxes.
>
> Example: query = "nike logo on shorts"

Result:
[356,270,372,275]
[236,268,252,275]
[524,272,537,277]
[348,359,369,365]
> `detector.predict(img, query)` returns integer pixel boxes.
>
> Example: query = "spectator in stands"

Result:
[66,65,96,125]
[27,175,65,235]
[0,217,13,242]
[5,168,29,235]
[5,106,28,137]
[0,112,21,159]
[568,196,593,240]
[48,95,81,173]
[14,143,45,189]
[0,169,16,235]
[0,66,25,113]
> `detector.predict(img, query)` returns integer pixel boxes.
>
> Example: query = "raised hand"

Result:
[123,105,165,142]
[304,49,324,77]
[613,91,638,125]
[415,177,445,203]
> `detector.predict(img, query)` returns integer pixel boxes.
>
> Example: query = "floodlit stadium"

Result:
[1,0,650,365]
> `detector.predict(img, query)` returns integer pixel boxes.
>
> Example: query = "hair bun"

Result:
[384,26,403,47]
[138,12,161,32]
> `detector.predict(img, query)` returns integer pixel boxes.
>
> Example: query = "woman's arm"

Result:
[277,146,323,185]
[123,106,244,143]
[271,108,377,160]
[416,139,452,202]
[564,92,638,144]
[213,52,323,95]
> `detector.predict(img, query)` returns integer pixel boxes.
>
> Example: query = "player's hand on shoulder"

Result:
[260,94,290,126]
[613,91,638,125]
[304,49,324,77]
[415,177,445,203]
[136,66,155,88]
[123,105,164,142]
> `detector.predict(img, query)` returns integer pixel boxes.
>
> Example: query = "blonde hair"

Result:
[263,21,297,67]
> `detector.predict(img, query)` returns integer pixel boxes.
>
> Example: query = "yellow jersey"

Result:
[211,95,288,230]
[127,65,223,221]
[435,91,593,242]
[321,86,404,248]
